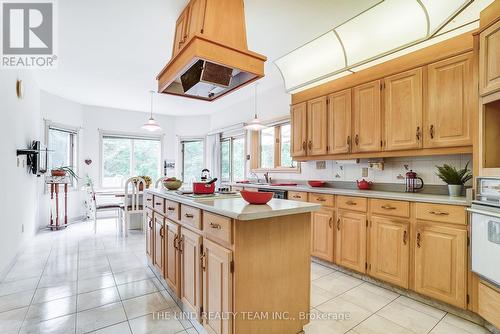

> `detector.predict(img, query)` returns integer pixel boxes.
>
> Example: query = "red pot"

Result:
[192,178,217,194]
[240,190,273,205]
[51,170,66,177]
[356,179,373,190]
[308,180,325,187]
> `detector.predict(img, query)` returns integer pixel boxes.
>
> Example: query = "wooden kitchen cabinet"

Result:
[180,227,203,318]
[424,53,473,148]
[186,0,207,42]
[336,210,367,273]
[165,220,181,297]
[369,216,409,288]
[154,214,165,274]
[173,7,190,56]
[353,80,382,153]
[327,89,352,154]
[307,96,328,156]
[414,221,467,308]
[291,102,308,157]
[479,20,500,96]
[384,68,423,151]
[202,238,233,334]
[146,209,154,264]
[311,209,334,262]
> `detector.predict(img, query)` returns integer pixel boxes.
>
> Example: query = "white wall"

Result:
[0,71,42,275]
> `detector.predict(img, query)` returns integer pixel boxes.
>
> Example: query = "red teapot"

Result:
[356,179,373,190]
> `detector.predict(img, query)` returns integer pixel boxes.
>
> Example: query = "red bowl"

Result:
[308,180,325,187]
[240,190,273,205]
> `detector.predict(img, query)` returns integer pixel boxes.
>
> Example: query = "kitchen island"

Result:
[144,189,321,334]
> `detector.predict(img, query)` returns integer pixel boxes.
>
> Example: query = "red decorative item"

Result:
[308,180,325,187]
[193,177,217,194]
[240,190,273,204]
[51,169,66,177]
[356,179,373,190]
[84,159,92,165]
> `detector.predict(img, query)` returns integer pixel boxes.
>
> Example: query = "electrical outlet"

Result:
[362,167,369,177]
[316,161,326,169]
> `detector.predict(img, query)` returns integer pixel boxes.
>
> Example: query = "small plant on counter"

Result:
[135,175,152,189]
[435,162,472,197]
[51,166,79,180]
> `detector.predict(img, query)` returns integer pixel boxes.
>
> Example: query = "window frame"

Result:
[220,134,246,183]
[179,137,205,182]
[99,130,164,189]
[251,120,300,173]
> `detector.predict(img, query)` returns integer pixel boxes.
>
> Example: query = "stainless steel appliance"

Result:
[468,177,500,287]
[257,188,287,199]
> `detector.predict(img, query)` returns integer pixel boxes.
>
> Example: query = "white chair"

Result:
[155,176,169,188]
[122,177,146,236]
[84,179,122,234]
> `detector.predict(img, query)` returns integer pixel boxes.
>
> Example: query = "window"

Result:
[46,124,78,186]
[181,139,204,185]
[101,135,162,188]
[221,136,246,182]
[253,122,297,171]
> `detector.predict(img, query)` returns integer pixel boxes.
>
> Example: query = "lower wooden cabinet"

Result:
[154,214,165,274]
[146,208,154,264]
[311,209,334,262]
[414,221,467,308]
[165,220,181,297]
[180,227,203,317]
[369,216,409,288]
[336,210,367,273]
[202,238,233,334]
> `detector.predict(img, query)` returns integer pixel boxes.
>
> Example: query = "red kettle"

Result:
[356,179,373,190]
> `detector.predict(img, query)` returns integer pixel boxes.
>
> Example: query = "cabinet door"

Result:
[173,7,190,56]
[146,209,154,264]
[328,89,352,154]
[369,217,409,288]
[311,209,334,262]
[307,96,328,156]
[291,102,307,157]
[480,20,500,96]
[336,211,367,273]
[165,220,181,297]
[181,227,202,317]
[187,0,207,40]
[202,238,233,334]
[425,53,473,148]
[414,222,467,308]
[353,80,382,153]
[154,215,165,274]
[384,68,423,151]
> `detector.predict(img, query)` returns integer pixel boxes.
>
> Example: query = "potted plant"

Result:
[51,166,79,180]
[136,176,152,191]
[435,162,472,197]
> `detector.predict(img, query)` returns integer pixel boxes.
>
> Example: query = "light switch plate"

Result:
[362,167,369,177]
[316,161,326,169]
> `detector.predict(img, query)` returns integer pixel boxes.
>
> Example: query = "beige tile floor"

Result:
[0,219,491,334]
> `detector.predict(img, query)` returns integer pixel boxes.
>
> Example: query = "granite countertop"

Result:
[231,183,469,206]
[147,189,321,220]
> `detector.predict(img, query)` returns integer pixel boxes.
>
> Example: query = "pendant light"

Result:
[244,83,267,131]
[142,90,162,132]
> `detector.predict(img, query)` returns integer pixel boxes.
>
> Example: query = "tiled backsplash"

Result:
[264,154,473,186]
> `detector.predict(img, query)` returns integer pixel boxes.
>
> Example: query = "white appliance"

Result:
[468,177,500,287]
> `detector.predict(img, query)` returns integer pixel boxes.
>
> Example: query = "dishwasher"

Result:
[257,188,288,199]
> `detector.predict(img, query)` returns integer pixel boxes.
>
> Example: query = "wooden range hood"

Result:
[156,0,267,102]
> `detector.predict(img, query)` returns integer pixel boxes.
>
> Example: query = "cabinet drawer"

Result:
[371,199,409,218]
[181,205,202,230]
[337,196,367,212]
[478,281,500,329]
[288,191,308,202]
[153,197,165,213]
[203,212,232,248]
[416,203,466,225]
[145,192,154,208]
[166,200,180,222]
[309,193,334,207]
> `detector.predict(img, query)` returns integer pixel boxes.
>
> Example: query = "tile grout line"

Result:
[426,312,448,334]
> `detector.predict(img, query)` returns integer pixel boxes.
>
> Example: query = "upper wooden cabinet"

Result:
[414,221,467,309]
[290,103,307,157]
[311,208,334,262]
[336,210,367,273]
[328,89,352,154]
[353,80,382,153]
[424,53,473,148]
[384,68,423,151]
[479,20,500,96]
[186,0,207,41]
[173,7,190,56]
[307,96,328,156]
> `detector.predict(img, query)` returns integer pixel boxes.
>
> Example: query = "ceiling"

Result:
[34,0,379,116]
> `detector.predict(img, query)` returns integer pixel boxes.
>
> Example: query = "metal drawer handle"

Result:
[159,226,164,238]
[146,198,152,202]
[302,141,307,151]
[416,126,421,141]
[316,198,326,202]
[148,219,153,229]
[184,213,194,218]
[416,232,421,248]
[337,218,341,231]
[329,217,333,228]
[346,201,357,206]
[355,134,359,146]
[292,195,301,199]
[179,236,184,252]
[167,207,176,211]
[209,222,221,229]
[430,125,434,139]
[381,205,396,210]
[173,235,178,250]
[429,211,449,216]
[308,140,312,150]
[155,202,162,206]
[403,230,407,245]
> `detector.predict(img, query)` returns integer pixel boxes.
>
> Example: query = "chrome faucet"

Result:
[249,172,260,184]
[264,172,270,184]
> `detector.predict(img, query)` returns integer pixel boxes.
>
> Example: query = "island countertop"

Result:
[146,188,321,220]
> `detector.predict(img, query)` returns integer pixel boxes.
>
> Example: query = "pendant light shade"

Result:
[244,83,267,131]
[142,90,162,132]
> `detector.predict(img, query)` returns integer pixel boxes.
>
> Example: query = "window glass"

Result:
[133,139,161,181]
[232,137,245,181]
[260,127,275,169]
[182,140,204,185]
[102,138,132,188]
[48,129,72,169]
[280,124,295,167]
[221,139,230,182]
